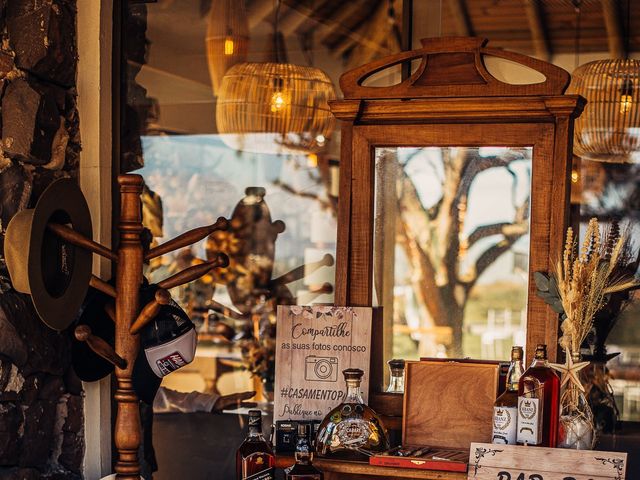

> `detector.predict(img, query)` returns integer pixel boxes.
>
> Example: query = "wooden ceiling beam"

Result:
[448,0,473,36]
[523,0,550,60]
[317,0,369,44]
[279,4,312,36]
[298,0,390,59]
[601,0,624,57]
[247,0,275,29]
[349,2,396,68]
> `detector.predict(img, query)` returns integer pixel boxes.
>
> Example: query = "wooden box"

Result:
[403,361,500,450]
[370,446,468,473]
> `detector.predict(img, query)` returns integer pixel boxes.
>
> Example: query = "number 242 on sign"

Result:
[496,474,585,480]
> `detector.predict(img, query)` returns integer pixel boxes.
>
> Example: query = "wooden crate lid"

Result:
[402,361,499,449]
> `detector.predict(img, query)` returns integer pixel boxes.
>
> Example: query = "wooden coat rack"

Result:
[51,174,229,479]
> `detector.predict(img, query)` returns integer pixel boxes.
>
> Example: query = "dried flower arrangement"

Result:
[535,218,639,447]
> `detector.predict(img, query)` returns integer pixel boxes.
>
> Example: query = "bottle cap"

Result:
[534,344,547,359]
[297,423,310,437]
[388,359,405,370]
[343,368,364,381]
[511,346,523,360]
[248,410,262,427]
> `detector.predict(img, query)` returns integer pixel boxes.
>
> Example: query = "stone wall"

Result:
[0,1,83,478]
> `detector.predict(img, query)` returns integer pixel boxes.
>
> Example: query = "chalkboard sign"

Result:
[468,442,627,480]
[273,306,372,422]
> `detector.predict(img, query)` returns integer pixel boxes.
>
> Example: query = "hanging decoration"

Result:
[568,0,640,163]
[205,0,249,95]
[569,59,640,163]
[215,0,336,154]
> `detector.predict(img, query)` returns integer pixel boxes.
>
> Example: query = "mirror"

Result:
[373,147,533,362]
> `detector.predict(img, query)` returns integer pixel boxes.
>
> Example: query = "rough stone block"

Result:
[0,304,28,367]
[0,161,32,231]
[0,403,22,465]
[18,400,56,468]
[6,0,77,87]
[0,50,14,79]
[1,78,63,165]
[0,293,70,377]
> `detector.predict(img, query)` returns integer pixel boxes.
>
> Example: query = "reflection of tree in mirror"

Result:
[392,147,531,356]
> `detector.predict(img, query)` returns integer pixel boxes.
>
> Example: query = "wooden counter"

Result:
[275,455,467,480]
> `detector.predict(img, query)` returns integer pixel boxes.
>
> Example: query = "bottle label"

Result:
[517,397,541,445]
[492,406,517,444]
[243,453,275,480]
[334,418,371,449]
[245,469,275,480]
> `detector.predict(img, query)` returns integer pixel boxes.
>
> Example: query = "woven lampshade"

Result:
[205,0,249,95]
[568,59,640,163]
[216,62,336,154]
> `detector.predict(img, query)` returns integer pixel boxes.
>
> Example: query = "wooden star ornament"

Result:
[549,354,590,392]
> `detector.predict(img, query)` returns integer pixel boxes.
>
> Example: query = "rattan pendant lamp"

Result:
[205,0,250,95]
[215,0,336,154]
[568,0,640,163]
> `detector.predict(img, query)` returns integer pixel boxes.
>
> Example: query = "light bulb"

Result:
[270,91,287,113]
[619,78,634,114]
[620,94,633,114]
[224,37,234,56]
[571,169,579,183]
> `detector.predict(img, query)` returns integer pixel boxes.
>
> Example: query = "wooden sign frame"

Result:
[468,442,627,480]
[273,305,373,422]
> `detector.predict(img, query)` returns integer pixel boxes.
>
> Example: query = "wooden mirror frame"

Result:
[329,37,586,395]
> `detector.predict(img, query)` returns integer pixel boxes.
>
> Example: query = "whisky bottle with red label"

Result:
[236,410,275,480]
[492,346,523,444]
[316,369,390,461]
[517,344,560,447]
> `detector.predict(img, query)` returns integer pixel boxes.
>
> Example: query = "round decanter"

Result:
[315,368,390,460]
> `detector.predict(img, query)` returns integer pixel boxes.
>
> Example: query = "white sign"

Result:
[273,305,372,422]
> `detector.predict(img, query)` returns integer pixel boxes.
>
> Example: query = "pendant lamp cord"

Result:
[274,0,282,63]
[624,0,631,59]
[572,0,582,70]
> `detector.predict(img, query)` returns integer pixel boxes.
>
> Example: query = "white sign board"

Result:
[468,442,627,480]
[273,305,372,422]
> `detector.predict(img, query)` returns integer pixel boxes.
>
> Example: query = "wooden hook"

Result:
[75,325,127,370]
[271,253,335,286]
[90,275,117,298]
[157,253,229,290]
[145,217,229,261]
[47,222,118,262]
[104,303,116,323]
[130,289,172,335]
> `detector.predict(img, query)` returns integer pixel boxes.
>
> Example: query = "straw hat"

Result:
[4,178,93,330]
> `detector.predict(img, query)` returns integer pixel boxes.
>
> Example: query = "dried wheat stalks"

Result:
[555,219,638,355]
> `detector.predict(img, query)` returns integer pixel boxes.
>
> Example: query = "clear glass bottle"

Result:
[236,410,275,479]
[386,359,405,393]
[285,424,323,479]
[316,368,390,460]
[517,344,561,447]
[492,346,524,444]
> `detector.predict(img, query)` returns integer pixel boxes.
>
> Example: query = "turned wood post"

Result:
[114,174,144,479]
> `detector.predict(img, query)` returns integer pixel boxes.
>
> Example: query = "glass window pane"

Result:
[574,160,640,423]
[373,146,532,365]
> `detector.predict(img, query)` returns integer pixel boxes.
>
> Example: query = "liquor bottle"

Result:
[236,410,275,480]
[386,359,405,393]
[492,346,524,444]
[316,368,390,460]
[517,344,561,447]
[285,424,323,479]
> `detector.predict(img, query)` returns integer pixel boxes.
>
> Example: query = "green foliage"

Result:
[534,271,565,315]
